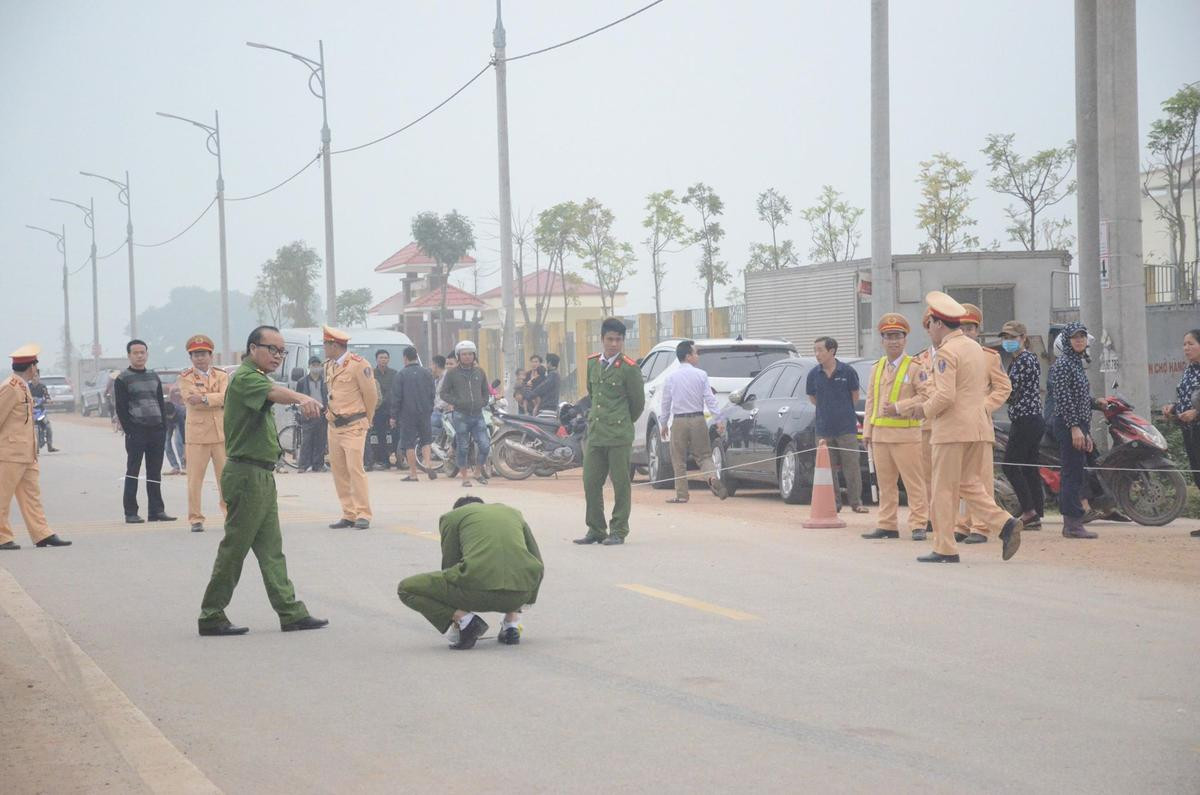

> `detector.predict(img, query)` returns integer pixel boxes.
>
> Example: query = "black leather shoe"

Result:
[125,514,144,524]
[1191,529,1200,537]
[190,523,204,533]
[601,535,625,545]
[328,519,354,529]
[47,446,59,452]
[148,513,176,522]
[999,517,1023,561]
[198,622,249,637]
[354,518,370,529]
[953,531,968,543]
[911,528,927,541]
[917,552,960,563]
[281,616,329,632]
[449,615,489,649]
[0,541,20,550]
[861,528,899,539]
[498,626,521,645]
[573,536,604,545]
[35,534,72,547]
[963,532,988,544]
[708,477,728,500]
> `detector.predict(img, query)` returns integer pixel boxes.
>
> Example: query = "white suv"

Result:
[631,338,798,488]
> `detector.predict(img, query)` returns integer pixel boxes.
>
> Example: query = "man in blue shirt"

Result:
[805,336,866,512]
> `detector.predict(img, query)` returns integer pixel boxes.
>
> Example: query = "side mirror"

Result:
[290,367,305,383]
[728,390,743,405]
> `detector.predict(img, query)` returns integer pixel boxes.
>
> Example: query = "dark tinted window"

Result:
[697,346,795,378]
[648,353,673,381]
[640,352,660,380]
[770,365,804,399]
[744,366,783,402]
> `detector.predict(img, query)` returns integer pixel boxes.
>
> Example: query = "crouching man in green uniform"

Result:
[398,496,544,649]
[574,317,645,546]
[198,325,329,637]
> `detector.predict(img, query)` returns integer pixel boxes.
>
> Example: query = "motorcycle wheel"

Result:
[1109,464,1188,527]
[993,476,1021,517]
[491,435,536,481]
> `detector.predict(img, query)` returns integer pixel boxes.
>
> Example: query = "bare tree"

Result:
[642,190,689,342]
[536,202,581,331]
[745,188,798,272]
[799,185,863,263]
[683,182,730,335]
[982,133,1076,250]
[1142,84,1200,264]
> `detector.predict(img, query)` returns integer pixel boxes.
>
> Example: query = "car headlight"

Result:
[1140,425,1167,449]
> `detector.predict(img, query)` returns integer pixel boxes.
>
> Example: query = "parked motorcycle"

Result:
[490,398,589,480]
[34,396,51,451]
[993,396,1188,526]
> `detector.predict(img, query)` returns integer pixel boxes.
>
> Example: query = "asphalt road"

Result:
[2,414,1198,794]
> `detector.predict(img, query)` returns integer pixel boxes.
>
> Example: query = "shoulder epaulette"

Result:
[587,352,602,360]
[347,353,365,362]
[181,367,194,376]
[982,347,1000,356]
[621,355,637,367]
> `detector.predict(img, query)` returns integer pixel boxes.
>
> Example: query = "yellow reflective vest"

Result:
[870,355,921,429]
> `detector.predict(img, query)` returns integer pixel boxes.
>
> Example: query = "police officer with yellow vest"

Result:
[322,326,378,530]
[178,334,229,532]
[861,314,928,541]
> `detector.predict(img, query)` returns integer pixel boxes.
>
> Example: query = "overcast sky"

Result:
[2,0,1196,366]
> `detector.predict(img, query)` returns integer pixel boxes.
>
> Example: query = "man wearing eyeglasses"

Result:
[197,325,328,636]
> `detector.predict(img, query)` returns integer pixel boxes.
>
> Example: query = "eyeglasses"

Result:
[881,332,906,340]
[253,343,285,357]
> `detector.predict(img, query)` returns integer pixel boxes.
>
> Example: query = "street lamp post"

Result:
[50,197,98,375]
[247,39,337,325]
[81,169,136,337]
[25,224,71,378]
[157,110,230,363]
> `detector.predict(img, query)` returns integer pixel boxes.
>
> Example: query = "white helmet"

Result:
[454,340,478,357]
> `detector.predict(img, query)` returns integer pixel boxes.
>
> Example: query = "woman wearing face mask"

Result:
[1048,322,1098,539]
[1163,329,1200,537]
[998,321,1044,528]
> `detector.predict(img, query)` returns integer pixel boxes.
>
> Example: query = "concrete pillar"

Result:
[672,310,689,339]
[868,0,893,358]
[709,307,730,339]
[1075,0,1104,395]
[636,313,656,357]
[1097,0,1150,411]
[547,321,565,360]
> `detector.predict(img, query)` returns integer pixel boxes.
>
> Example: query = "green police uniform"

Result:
[581,351,645,540]
[398,502,544,633]
[198,359,310,630]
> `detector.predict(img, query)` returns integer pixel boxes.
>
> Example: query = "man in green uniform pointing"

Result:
[197,326,329,637]
[398,496,544,649]
[574,317,645,546]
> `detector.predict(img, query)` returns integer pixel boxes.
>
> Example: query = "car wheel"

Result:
[778,440,805,504]
[648,425,674,490]
[711,442,738,498]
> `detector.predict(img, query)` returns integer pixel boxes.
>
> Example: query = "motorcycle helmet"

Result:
[453,340,477,359]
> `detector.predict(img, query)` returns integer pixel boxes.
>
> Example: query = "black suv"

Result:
[713,357,874,505]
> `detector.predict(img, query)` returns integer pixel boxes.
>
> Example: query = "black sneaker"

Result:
[199,622,249,637]
[281,616,329,632]
[498,626,521,645]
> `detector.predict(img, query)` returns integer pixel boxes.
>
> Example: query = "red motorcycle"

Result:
[993,396,1188,526]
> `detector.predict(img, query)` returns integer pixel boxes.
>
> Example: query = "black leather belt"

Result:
[228,456,276,471]
[331,411,367,427]
[674,411,705,418]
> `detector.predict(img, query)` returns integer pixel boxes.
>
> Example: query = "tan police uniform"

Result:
[915,295,1016,556]
[954,304,1013,539]
[0,345,54,546]
[324,326,378,522]
[178,335,229,527]
[863,314,928,535]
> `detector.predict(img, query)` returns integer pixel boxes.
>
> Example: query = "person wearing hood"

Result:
[1048,322,1098,539]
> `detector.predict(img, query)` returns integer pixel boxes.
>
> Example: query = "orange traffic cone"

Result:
[802,441,846,529]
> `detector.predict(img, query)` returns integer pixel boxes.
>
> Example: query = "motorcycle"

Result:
[993,395,1188,526]
[489,398,589,480]
[34,396,51,451]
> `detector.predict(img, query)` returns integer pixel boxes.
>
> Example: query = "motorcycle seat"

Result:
[506,412,561,428]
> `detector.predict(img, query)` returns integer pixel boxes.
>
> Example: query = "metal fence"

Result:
[1145,261,1199,305]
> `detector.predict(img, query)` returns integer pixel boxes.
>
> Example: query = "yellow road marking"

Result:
[617,584,760,621]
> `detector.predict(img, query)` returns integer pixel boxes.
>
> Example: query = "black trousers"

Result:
[1053,418,1088,520]
[124,424,166,517]
[1182,423,1200,489]
[299,419,327,470]
[367,414,393,468]
[1002,415,1045,516]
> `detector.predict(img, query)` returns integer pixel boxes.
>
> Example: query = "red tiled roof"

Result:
[478,270,608,300]
[402,284,487,313]
[368,290,409,316]
[374,242,477,274]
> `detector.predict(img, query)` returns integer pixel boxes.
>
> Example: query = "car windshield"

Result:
[309,343,411,365]
[157,371,180,385]
[697,347,795,379]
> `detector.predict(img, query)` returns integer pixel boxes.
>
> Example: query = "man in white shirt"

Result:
[660,340,727,503]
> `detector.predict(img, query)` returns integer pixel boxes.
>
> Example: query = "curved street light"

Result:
[50,197,101,370]
[81,169,136,336]
[26,223,72,376]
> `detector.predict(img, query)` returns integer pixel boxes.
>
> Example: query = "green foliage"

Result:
[336,288,373,327]
[798,185,862,264]
[136,286,257,367]
[1153,417,1200,518]
[411,210,475,344]
[572,198,635,317]
[982,133,1076,251]
[251,241,322,327]
[1142,84,1200,263]
[746,188,800,272]
[642,190,689,339]
[915,153,980,254]
[536,201,583,328]
[683,182,730,333]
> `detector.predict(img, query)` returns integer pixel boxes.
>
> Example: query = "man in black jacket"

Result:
[393,347,437,480]
[440,341,491,486]
[368,350,398,470]
[295,356,328,472]
[113,339,175,523]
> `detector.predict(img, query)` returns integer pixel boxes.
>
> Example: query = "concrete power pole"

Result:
[1075,0,1104,395]
[1096,0,1150,411]
[869,0,893,356]
[494,0,516,390]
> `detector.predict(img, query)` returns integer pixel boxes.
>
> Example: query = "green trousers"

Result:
[397,571,532,634]
[582,442,632,540]
[198,461,309,629]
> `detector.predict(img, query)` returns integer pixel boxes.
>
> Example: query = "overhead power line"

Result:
[69,253,91,276]
[226,154,321,202]
[135,196,218,248]
[502,0,668,63]
[97,240,128,259]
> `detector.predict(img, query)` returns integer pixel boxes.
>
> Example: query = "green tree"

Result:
[336,287,373,327]
[137,287,258,367]
[683,182,729,335]
[1142,84,1200,263]
[799,185,863,263]
[510,209,554,343]
[252,241,322,327]
[982,133,1076,250]
[747,188,799,272]
[571,198,635,317]
[642,190,689,342]
[411,210,475,349]
[536,201,583,330]
[915,153,980,254]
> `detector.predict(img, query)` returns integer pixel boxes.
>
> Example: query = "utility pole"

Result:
[81,169,136,337]
[248,40,337,325]
[1075,0,1104,397]
[494,1,516,389]
[869,0,893,357]
[156,110,230,363]
[51,197,99,375]
[25,224,71,378]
